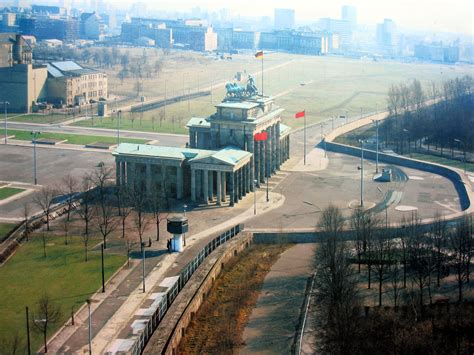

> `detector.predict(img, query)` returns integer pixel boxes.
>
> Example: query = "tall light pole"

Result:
[372,119,379,173]
[2,101,10,144]
[26,306,31,355]
[358,139,365,207]
[31,131,40,185]
[320,122,325,140]
[117,110,121,145]
[141,242,146,293]
[86,299,92,355]
[454,138,466,173]
[183,204,187,246]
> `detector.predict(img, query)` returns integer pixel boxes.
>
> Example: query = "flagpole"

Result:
[304,110,306,165]
[261,55,264,97]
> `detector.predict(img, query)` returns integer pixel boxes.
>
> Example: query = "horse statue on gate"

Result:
[225,74,260,99]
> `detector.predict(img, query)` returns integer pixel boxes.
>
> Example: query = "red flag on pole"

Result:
[295,110,305,119]
[254,132,268,141]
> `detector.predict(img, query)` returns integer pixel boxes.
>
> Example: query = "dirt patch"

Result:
[177,244,290,354]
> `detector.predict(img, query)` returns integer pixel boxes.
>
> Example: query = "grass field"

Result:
[0,233,126,352]
[409,152,474,173]
[74,51,473,134]
[0,223,17,243]
[8,129,148,145]
[0,187,25,200]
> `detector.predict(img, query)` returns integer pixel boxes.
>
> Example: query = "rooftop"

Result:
[113,143,251,166]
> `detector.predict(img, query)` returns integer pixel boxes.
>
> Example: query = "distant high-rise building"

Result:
[341,5,357,28]
[318,18,351,49]
[376,19,397,53]
[274,8,295,30]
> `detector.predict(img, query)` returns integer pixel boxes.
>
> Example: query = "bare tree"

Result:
[62,174,78,221]
[23,202,30,242]
[78,174,94,238]
[317,204,345,238]
[32,293,61,353]
[390,262,403,309]
[0,332,23,355]
[431,212,447,287]
[373,230,393,306]
[93,199,118,249]
[62,218,69,245]
[33,187,55,231]
[150,186,167,242]
[449,215,472,302]
[116,185,132,239]
[129,184,151,245]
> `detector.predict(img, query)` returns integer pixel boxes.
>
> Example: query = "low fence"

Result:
[0,201,80,265]
[125,223,244,355]
[131,91,211,113]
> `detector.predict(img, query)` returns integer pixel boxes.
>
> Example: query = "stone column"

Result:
[190,130,196,148]
[177,165,184,199]
[116,160,121,186]
[208,170,214,201]
[276,122,281,169]
[287,136,290,159]
[161,163,166,199]
[238,169,243,200]
[128,161,136,187]
[146,163,152,196]
[245,164,249,194]
[221,171,226,203]
[260,139,265,183]
[191,168,196,201]
[203,169,209,204]
[229,172,235,207]
[248,135,255,192]
[255,140,260,186]
[216,171,222,206]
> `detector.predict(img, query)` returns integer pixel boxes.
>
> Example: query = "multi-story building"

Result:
[46,61,108,106]
[376,19,397,53]
[0,34,48,112]
[318,18,351,49]
[215,27,233,52]
[232,30,260,50]
[258,30,329,55]
[80,12,105,40]
[274,8,295,30]
[19,15,79,42]
[414,42,460,63]
[341,5,357,29]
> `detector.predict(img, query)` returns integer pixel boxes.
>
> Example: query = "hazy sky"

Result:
[143,0,473,35]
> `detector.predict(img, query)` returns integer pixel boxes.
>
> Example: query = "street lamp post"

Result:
[2,101,10,144]
[358,139,365,207]
[372,119,379,173]
[117,110,121,145]
[454,139,466,173]
[266,175,269,202]
[141,242,146,293]
[183,204,187,246]
[31,131,40,185]
[101,243,105,293]
[86,299,92,355]
[26,306,31,355]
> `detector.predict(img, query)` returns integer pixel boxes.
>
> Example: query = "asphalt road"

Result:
[4,121,188,147]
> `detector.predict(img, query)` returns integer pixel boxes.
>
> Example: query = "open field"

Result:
[0,223,16,242]
[409,152,474,173]
[0,233,126,352]
[0,187,25,200]
[8,129,148,145]
[74,51,473,133]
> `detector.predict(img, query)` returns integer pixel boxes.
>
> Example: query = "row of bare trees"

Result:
[383,75,473,156]
[314,205,473,354]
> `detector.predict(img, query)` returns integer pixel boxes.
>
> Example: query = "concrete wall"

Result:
[163,233,254,355]
[323,108,473,220]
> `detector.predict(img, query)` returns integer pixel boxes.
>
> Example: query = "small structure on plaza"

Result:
[113,74,291,207]
[374,168,392,182]
[167,216,188,252]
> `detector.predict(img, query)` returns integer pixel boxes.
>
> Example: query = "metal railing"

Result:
[126,223,243,355]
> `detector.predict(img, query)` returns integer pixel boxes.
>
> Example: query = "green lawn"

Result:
[0,234,126,352]
[0,223,17,243]
[8,113,69,124]
[0,187,25,200]
[74,52,472,134]
[8,129,148,145]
